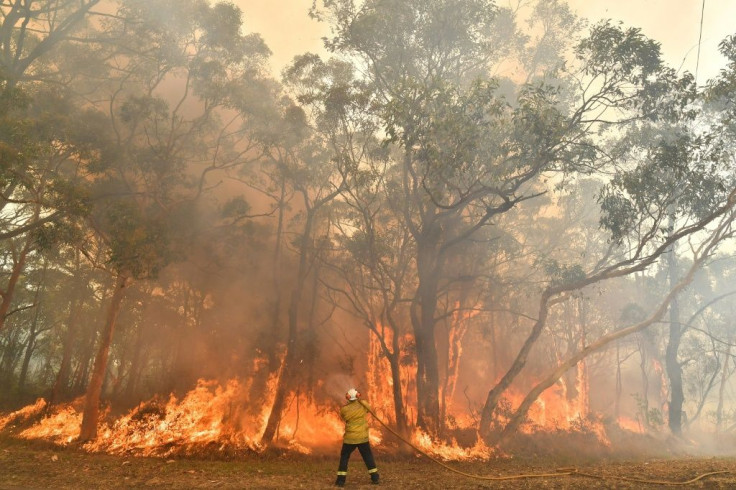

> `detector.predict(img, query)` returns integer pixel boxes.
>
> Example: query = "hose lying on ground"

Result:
[359,401,731,485]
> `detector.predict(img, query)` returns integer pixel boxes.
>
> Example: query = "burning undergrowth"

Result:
[0,377,652,462]
[0,379,336,458]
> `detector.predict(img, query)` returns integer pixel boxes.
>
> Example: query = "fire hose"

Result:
[359,401,731,485]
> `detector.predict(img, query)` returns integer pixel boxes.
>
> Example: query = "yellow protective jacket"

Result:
[340,400,371,444]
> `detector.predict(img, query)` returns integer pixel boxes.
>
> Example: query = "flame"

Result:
[274,393,346,453]
[19,403,82,445]
[2,321,616,459]
[444,302,475,415]
[496,382,609,446]
[6,377,348,457]
[412,429,493,460]
[88,379,251,455]
[0,398,47,431]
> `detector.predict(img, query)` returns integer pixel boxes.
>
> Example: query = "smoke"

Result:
[324,373,360,402]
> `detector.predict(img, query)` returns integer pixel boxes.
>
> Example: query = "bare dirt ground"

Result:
[3,435,736,489]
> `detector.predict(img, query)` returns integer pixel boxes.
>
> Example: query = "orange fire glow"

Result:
[19,403,82,445]
[0,398,47,432]
[498,381,609,446]
[2,320,620,460]
[413,428,493,460]
[5,378,348,457]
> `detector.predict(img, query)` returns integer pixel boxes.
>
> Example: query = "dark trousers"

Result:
[336,442,378,480]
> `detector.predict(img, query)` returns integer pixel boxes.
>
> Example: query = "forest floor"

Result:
[3,434,736,489]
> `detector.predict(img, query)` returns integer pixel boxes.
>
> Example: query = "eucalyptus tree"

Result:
[256,86,350,447]
[74,0,276,441]
[0,0,111,352]
[0,0,102,100]
[0,0,102,244]
[0,12,111,398]
[483,28,736,443]
[677,264,736,430]
[282,53,416,435]
[310,0,655,437]
[311,0,535,436]
[310,0,736,443]
[603,32,736,436]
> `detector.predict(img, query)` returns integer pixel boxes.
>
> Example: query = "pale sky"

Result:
[237,0,735,84]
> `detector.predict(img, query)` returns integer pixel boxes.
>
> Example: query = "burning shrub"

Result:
[0,399,47,432]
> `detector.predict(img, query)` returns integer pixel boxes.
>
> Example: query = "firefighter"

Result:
[335,388,380,486]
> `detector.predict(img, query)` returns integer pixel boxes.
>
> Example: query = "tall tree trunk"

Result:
[716,342,732,433]
[78,273,129,442]
[371,315,409,437]
[259,284,302,444]
[50,256,85,405]
[123,323,146,403]
[249,176,286,411]
[388,352,408,436]
[260,210,313,445]
[665,244,684,435]
[18,267,46,393]
[412,226,444,437]
[413,276,441,436]
[73,281,114,395]
[0,238,31,331]
[638,338,651,427]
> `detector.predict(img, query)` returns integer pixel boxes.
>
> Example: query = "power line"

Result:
[695,0,705,84]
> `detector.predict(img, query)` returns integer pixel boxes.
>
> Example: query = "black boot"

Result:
[371,472,380,484]
[335,475,346,487]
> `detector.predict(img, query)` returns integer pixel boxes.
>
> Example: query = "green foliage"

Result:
[317,0,504,69]
[221,197,251,219]
[577,21,663,82]
[541,259,585,287]
[599,128,732,242]
[104,203,174,280]
[631,393,665,430]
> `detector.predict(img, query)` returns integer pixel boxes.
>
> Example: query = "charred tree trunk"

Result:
[413,279,441,435]
[79,273,129,442]
[412,225,444,437]
[370,314,409,438]
[388,352,408,436]
[249,176,287,410]
[259,283,302,444]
